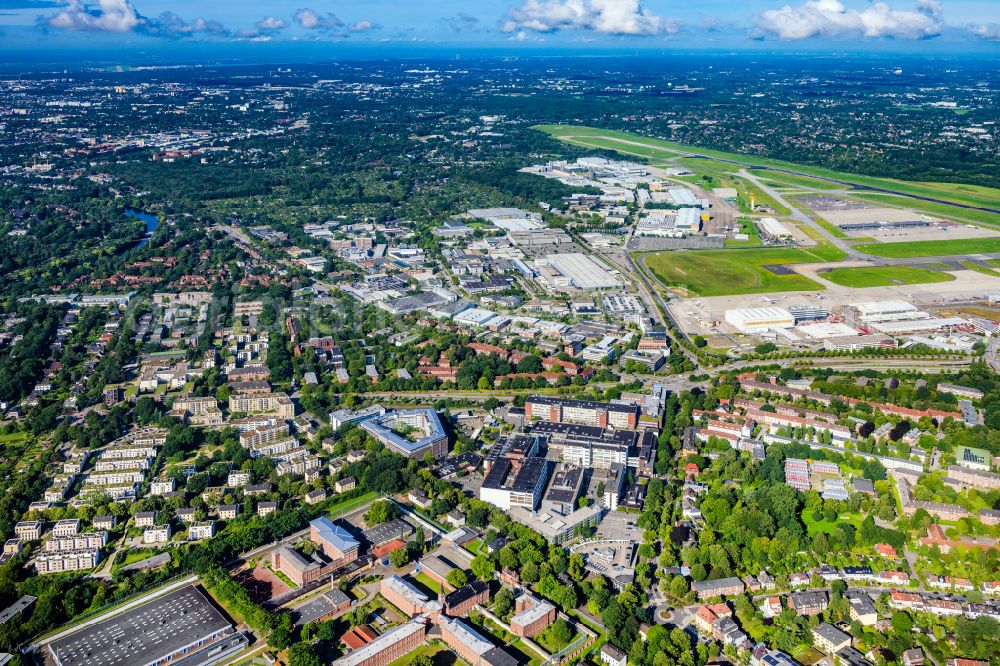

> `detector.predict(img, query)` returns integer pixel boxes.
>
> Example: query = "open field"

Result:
[822,266,956,288]
[802,510,865,537]
[535,125,1000,212]
[642,244,845,296]
[854,237,1000,258]
[760,171,843,191]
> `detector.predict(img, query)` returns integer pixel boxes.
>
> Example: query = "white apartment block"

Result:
[83,470,147,486]
[44,532,108,552]
[150,479,177,495]
[143,525,171,544]
[227,472,251,487]
[188,521,215,541]
[35,550,101,574]
[100,445,158,460]
[52,520,80,537]
[93,458,152,472]
[14,522,42,541]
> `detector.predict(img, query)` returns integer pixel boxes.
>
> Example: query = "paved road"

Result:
[737,169,860,258]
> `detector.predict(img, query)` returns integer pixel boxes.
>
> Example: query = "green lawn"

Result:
[802,510,863,537]
[534,624,577,654]
[642,244,845,296]
[854,237,1000,258]
[822,265,956,288]
[325,491,378,518]
[534,124,1000,212]
[760,171,842,191]
[387,644,449,666]
[410,572,443,595]
[725,218,764,248]
[511,639,546,666]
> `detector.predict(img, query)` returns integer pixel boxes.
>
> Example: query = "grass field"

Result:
[759,171,843,191]
[534,124,1000,211]
[822,265,956,288]
[854,237,1000,258]
[463,539,485,556]
[724,218,763,248]
[512,639,546,666]
[535,624,577,654]
[802,510,863,537]
[325,491,378,518]
[410,571,443,594]
[387,644,449,666]
[642,244,845,296]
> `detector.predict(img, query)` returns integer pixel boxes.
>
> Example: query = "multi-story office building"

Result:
[480,457,549,512]
[525,396,638,429]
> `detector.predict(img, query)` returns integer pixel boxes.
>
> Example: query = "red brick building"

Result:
[509,593,557,638]
[444,581,489,617]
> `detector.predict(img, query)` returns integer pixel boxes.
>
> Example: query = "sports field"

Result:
[853,237,1000,258]
[822,266,956,288]
[534,124,1000,211]
[642,244,845,296]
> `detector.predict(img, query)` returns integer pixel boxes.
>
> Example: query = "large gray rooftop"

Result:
[48,586,232,666]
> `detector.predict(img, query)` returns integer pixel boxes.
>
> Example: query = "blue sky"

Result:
[1,0,998,56]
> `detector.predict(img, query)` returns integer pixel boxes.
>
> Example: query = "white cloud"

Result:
[969,23,1000,40]
[294,8,343,31]
[44,0,228,38]
[145,12,229,37]
[501,0,677,36]
[236,15,287,39]
[46,0,140,32]
[754,0,944,40]
[348,20,377,32]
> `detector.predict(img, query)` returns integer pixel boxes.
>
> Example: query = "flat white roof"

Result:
[440,617,494,656]
[545,253,622,290]
[872,317,967,333]
[758,217,792,237]
[797,322,859,339]
[725,307,794,321]
[852,301,918,315]
[511,596,555,628]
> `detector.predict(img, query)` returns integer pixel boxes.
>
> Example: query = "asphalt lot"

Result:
[594,511,642,542]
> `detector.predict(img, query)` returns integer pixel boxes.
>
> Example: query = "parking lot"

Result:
[594,511,643,542]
